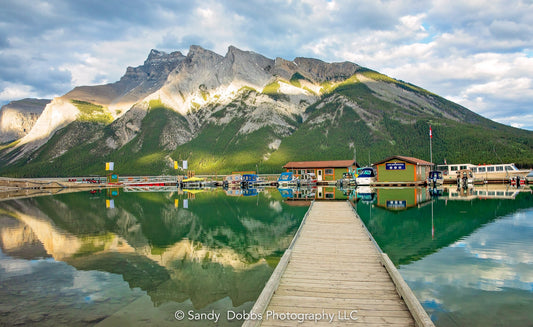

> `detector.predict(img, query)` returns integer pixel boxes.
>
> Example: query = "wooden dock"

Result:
[244,201,434,327]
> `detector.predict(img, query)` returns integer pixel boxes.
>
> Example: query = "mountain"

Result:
[0,45,532,177]
[0,98,50,143]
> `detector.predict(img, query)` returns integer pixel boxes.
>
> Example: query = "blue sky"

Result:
[1,0,532,130]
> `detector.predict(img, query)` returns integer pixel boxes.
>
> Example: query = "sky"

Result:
[1,0,532,130]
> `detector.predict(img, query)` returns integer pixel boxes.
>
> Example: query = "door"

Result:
[317,169,323,181]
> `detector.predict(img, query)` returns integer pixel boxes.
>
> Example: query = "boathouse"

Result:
[376,188,431,210]
[373,155,433,183]
[283,160,358,182]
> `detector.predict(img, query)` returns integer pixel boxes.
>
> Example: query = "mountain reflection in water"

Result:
[1,185,532,326]
[0,188,308,326]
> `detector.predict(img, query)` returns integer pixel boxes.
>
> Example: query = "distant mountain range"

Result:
[1,45,532,177]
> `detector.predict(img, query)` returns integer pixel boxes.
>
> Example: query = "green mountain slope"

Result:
[1,65,532,177]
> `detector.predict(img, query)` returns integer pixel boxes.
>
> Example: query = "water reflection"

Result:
[1,184,532,326]
[355,185,533,327]
[0,188,308,326]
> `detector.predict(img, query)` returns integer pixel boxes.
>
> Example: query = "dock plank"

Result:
[243,201,434,327]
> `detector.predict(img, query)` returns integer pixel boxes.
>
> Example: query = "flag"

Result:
[174,161,178,169]
[429,125,432,139]
[106,162,114,171]
[444,158,447,165]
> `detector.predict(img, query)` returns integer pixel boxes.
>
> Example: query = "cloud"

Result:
[0,0,532,130]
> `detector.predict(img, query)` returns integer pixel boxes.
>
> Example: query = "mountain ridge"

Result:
[0,45,531,177]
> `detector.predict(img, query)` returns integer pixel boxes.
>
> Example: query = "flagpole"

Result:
[429,125,433,167]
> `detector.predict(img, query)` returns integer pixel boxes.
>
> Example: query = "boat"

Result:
[471,163,530,182]
[355,167,376,186]
[298,172,317,186]
[442,184,531,201]
[241,174,260,188]
[242,188,259,197]
[278,187,294,198]
[437,163,530,183]
[356,186,375,203]
[223,174,242,187]
[337,172,357,187]
[526,171,533,184]
[427,170,443,187]
[277,172,299,187]
[456,169,474,188]
[225,188,243,197]
[180,176,205,188]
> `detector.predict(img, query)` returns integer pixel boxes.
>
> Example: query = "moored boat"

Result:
[456,169,474,188]
[241,174,260,188]
[437,163,530,183]
[223,174,242,187]
[180,176,205,188]
[299,172,317,186]
[427,170,444,187]
[355,167,376,186]
[278,172,299,187]
[337,172,357,187]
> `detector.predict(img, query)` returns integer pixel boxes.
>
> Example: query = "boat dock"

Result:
[244,201,434,327]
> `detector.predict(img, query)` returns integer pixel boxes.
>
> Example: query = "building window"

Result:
[472,167,477,172]
[325,169,334,175]
[487,167,495,172]
[478,167,486,172]
[496,166,503,171]
[451,166,458,171]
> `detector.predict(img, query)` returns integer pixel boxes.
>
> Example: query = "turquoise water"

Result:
[356,186,533,327]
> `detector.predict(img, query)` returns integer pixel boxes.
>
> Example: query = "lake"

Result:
[0,185,532,326]
[355,185,533,327]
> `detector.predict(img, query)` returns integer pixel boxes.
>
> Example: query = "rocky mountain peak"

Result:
[144,49,185,66]
[294,57,359,82]
[187,45,222,60]
[0,98,50,143]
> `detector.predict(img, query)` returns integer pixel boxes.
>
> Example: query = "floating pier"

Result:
[244,201,434,327]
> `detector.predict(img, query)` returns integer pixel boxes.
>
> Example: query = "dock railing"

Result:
[349,203,435,327]
[242,201,314,327]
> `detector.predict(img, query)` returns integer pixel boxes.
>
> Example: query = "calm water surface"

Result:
[356,186,533,327]
[0,188,308,326]
[1,185,532,326]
